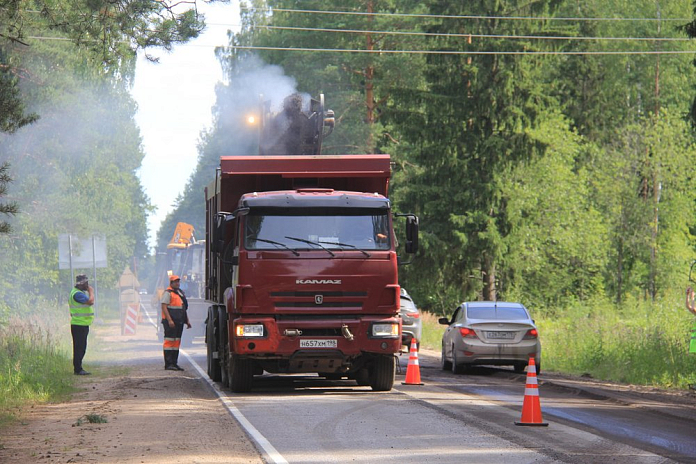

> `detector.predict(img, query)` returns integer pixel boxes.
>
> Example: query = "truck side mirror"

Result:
[211,212,230,253]
[405,215,419,254]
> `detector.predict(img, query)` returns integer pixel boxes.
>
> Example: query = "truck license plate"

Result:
[487,331,514,340]
[300,339,338,348]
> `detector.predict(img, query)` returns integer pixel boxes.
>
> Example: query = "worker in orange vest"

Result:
[160,275,191,370]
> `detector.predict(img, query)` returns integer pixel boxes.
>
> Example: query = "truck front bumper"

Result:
[230,316,401,360]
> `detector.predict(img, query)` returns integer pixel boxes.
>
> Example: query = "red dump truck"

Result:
[204,95,418,392]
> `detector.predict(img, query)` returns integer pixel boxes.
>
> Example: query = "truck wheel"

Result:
[369,355,395,391]
[353,368,370,386]
[206,308,221,382]
[229,355,254,393]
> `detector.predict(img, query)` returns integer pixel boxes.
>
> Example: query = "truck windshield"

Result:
[244,211,391,252]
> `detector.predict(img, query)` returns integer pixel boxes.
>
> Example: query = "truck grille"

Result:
[271,291,367,297]
[270,291,367,310]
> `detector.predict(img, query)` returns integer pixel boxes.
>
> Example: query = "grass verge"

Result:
[0,318,76,426]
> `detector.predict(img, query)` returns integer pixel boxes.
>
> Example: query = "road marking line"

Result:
[182,351,289,464]
[140,305,287,464]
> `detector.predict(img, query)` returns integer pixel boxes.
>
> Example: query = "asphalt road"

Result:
[179,330,696,464]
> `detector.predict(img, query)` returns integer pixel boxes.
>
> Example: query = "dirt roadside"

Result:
[0,314,263,464]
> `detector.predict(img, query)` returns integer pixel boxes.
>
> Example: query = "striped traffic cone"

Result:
[401,338,424,385]
[515,357,548,426]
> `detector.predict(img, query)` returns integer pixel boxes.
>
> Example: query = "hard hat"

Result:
[169,275,180,282]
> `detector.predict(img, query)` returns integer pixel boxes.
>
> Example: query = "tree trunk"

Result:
[482,256,496,302]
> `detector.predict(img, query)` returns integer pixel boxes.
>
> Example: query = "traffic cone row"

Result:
[402,338,424,385]
[515,357,548,426]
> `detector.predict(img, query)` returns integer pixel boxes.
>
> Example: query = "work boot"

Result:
[74,370,91,375]
[165,365,179,371]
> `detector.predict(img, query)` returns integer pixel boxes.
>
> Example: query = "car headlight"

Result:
[236,324,264,337]
[371,323,399,338]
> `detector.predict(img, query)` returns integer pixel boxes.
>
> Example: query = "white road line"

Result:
[182,352,289,464]
[141,304,288,464]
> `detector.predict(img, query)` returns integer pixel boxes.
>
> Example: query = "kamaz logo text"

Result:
[296,279,342,285]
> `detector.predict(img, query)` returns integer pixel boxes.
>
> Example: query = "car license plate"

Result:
[487,331,514,340]
[300,339,338,348]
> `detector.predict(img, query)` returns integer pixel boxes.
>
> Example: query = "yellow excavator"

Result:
[152,222,206,345]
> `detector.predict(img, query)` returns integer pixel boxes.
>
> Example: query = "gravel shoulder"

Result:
[0,314,263,464]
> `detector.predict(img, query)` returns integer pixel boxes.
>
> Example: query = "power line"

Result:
[242,24,691,42]
[247,7,690,22]
[229,44,695,55]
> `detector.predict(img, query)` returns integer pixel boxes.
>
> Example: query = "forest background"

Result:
[2,0,696,405]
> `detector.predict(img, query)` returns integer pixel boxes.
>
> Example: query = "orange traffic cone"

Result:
[402,338,424,385]
[515,357,548,426]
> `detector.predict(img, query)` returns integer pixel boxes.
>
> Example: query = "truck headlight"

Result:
[371,323,399,338]
[236,324,264,337]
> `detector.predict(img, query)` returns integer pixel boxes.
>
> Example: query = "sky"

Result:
[131,1,241,250]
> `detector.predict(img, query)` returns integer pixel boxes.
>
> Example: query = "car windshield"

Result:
[244,210,391,251]
[467,306,528,320]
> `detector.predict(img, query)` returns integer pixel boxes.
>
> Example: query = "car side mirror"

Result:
[438,317,450,325]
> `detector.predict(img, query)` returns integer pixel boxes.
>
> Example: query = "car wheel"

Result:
[441,344,452,371]
[536,361,541,376]
[451,346,467,375]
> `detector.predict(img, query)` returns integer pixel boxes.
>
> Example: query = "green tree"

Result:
[502,112,609,307]
[0,161,18,234]
[387,0,563,310]
[0,0,209,136]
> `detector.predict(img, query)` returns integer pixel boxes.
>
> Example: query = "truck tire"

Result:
[351,368,370,386]
[369,355,395,391]
[229,355,254,393]
[206,307,221,382]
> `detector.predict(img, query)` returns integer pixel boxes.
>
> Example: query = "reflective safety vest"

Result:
[69,288,94,326]
[162,287,185,321]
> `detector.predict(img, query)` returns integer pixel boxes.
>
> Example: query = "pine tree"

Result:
[0,162,18,234]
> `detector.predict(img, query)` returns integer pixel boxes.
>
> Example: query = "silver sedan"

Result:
[400,288,422,350]
[439,301,541,374]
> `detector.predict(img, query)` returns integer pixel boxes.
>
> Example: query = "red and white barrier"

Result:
[124,304,138,335]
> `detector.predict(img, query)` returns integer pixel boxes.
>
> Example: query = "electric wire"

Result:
[229,45,695,55]
[240,24,691,42]
[22,35,694,54]
[249,7,691,22]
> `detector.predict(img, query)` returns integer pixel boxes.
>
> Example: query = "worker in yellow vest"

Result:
[69,274,95,375]
[161,275,191,371]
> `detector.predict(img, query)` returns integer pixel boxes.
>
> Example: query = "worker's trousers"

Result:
[71,324,90,373]
[162,320,184,368]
